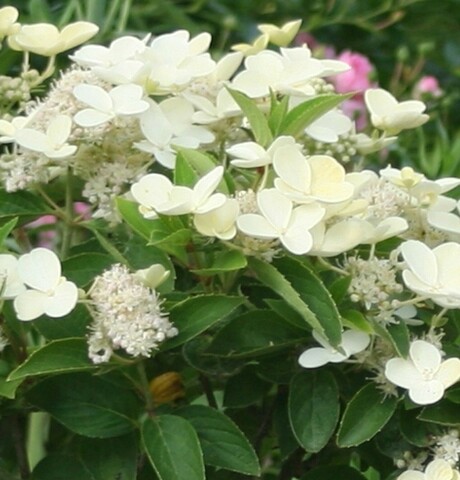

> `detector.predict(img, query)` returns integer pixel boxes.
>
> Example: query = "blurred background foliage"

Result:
[2,0,460,176]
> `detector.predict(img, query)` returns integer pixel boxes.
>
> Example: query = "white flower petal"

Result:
[15,128,50,153]
[14,290,47,321]
[436,357,460,389]
[409,340,441,373]
[17,248,61,292]
[47,115,72,145]
[74,109,113,127]
[44,280,78,318]
[258,189,292,231]
[73,84,112,112]
[401,240,438,285]
[342,330,371,356]
[385,358,420,389]
[298,347,338,368]
[408,380,445,405]
[237,213,278,239]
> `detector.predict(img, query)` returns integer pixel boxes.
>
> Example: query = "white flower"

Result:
[400,240,460,308]
[398,459,460,480]
[227,136,299,169]
[257,20,302,47]
[0,254,26,299]
[231,48,326,98]
[273,146,354,204]
[364,88,429,135]
[8,21,98,56]
[133,264,170,290]
[73,84,149,127]
[139,30,216,94]
[0,6,20,40]
[231,34,269,56]
[385,340,460,405]
[14,114,76,159]
[71,35,147,68]
[131,167,226,216]
[305,109,353,143]
[379,166,425,189]
[236,188,325,254]
[193,197,240,240]
[299,329,370,368]
[13,248,78,321]
[88,263,177,363]
[135,98,214,168]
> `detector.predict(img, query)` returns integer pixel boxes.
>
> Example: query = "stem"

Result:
[137,361,155,416]
[60,169,74,259]
[10,415,30,479]
[199,374,218,409]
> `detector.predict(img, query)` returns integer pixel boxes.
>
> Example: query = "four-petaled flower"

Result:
[13,248,79,321]
[385,340,460,405]
[298,329,371,368]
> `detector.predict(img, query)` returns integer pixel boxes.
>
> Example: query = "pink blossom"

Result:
[413,75,443,98]
[332,50,374,93]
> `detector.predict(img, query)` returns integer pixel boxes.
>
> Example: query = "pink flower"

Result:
[332,50,374,93]
[413,75,443,99]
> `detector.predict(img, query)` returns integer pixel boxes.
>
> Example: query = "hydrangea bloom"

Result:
[400,240,460,308]
[13,248,78,321]
[299,329,370,368]
[385,340,460,405]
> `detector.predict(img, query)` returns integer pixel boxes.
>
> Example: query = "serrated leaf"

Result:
[78,433,138,480]
[301,465,367,480]
[142,415,205,480]
[27,373,140,438]
[248,257,324,336]
[191,250,247,276]
[207,309,309,358]
[289,370,340,452]
[62,253,113,287]
[8,338,95,381]
[0,190,51,219]
[227,88,273,147]
[337,383,398,447]
[32,454,91,480]
[274,256,342,346]
[176,405,260,476]
[418,400,460,426]
[279,93,352,137]
[387,321,410,358]
[163,295,244,350]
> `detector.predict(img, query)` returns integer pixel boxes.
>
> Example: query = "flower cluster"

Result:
[87,264,177,364]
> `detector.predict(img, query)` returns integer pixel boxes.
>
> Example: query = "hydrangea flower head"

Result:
[385,340,460,405]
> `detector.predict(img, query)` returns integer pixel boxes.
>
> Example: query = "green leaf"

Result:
[78,433,138,480]
[418,400,460,426]
[264,299,310,331]
[400,410,434,447]
[248,257,324,336]
[227,88,273,147]
[301,465,367,480]
[0,376,22,399]
[174,152,200,186]
[0,217,18,246]
[116,197,153,240]
[387,321,410,358]
[142,415,205,480]
[268,94,289,136]
[176,405,260,476]
[27,373,140,438]
[337,383,398,447]
[273,256,342,347]
[224,366,271,407]
[33,304,91,340]
[279,93,352,137]
[342,310,375,334]
[289,370,340,452]
[273,393,299,460]
[32,454,91,480]
[0,190,51,220]
[163,295,244,350]
[207,309,309,358]
[62,253,113,287]
[191,250,247,276]
[8,338,95,381]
